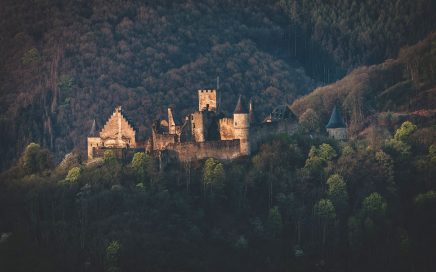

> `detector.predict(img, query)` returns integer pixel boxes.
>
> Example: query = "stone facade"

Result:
[87,106,136,160]
[88,90,298,161]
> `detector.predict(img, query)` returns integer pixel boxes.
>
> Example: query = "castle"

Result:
[87,89,298,161]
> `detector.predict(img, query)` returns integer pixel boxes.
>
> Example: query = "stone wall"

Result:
[191,111,205,142]
[152,132,177,150]
[219,117,234,140]
[165,140,241,161]
[100,107,136,148]
[327,128,347,140]
[250,119,298,152]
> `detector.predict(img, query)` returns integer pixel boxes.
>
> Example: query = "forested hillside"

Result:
[1,0,435,170]
[0,121,435,271]
[291,32,436,134]
[280,0,436,68]
[0,0,320,170]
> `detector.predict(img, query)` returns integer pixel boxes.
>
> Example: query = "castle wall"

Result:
[250,119,298,152]
[191,111,205,142]
[87,137,102,160]
[198,89,217,111]
[165,140,241,161]
[152,132,177,150]
[327,128,347,140]
[219,117,235,140]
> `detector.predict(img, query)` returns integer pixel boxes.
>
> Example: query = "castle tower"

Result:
[87,119,102,160]
[168,107,176,135]
[326,105,347,140]
[198,89,217,112]
[233,95,250,155]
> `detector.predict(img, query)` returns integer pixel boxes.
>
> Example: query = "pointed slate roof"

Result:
[88,119,98,137]
[234,95,248,114]
[326,106,346,128]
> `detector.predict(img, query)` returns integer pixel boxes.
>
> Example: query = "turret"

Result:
[87,119,102,160]
[198,89,217,112]
[168,107,176,135]
[326,105,347,140]
[233,95,250,155]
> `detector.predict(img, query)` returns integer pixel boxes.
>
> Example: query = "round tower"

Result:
[233,95,250,155]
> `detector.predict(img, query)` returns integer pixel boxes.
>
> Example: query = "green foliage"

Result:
[298,108,321,133]
[414,190,436,207]
[105,240,121,272]
[203,158,225,189]
[21,48,40,65]
[65,166,81,183]
[131,152,152,182]
[20,143,51,174]
[319,143,337,161]
[266,206,283,238]
[394,121,417,141]
[362,193,387,218]
[314,199,336,221]
[104,150,116,162]
[384,138,411,159]
[326,174,348,213]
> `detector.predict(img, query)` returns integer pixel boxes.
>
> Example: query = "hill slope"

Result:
[291,32,436,133]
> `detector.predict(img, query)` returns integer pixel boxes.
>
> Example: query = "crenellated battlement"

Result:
[87,89,299,162]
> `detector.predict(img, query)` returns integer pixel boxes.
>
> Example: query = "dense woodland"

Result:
[0,0,436,271]
[0,0,435,169]
[0,120,435,271]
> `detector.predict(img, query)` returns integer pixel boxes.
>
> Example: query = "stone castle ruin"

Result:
[87,89,298,161]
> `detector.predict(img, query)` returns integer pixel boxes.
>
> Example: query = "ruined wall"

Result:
[250,119,298,152]
[191,111,205,142]
[100,107,136,148]
[166,140,241,161]
[198,89,217,111]
[87,137,102,160]
[152,132,177,150]
[219,117,234,140]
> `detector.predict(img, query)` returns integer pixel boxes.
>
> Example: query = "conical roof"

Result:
[326,106,346,128]
[88,119,98,137]
[234,95,248,114]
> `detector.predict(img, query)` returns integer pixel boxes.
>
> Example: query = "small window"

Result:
[193,124,195,128]
[235,122,237,126]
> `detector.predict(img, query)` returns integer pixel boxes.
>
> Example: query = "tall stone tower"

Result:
[198,89,217,112]
[233,95,250,155]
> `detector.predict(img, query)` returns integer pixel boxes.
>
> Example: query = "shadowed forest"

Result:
[0,0,435,271]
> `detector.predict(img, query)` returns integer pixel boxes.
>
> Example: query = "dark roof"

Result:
[88,119,98,137]
[326,106,346,128]
[271,105,297,121]
[234,95,248,114]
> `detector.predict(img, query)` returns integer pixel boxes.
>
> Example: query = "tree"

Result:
[105,240,121,272]
[20,143,52,174]
[65,166,81,183]
[203,158,225,195]
[131,152,151,182]
[394,121,417,142]
[362,192,387,219]
[299,108,321,133]
[326,174,348,215]
[266,206,283,238]
[314,199,336,246]
[319,143,337,161]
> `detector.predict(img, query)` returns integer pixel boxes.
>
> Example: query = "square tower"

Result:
[198,89,217,112]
